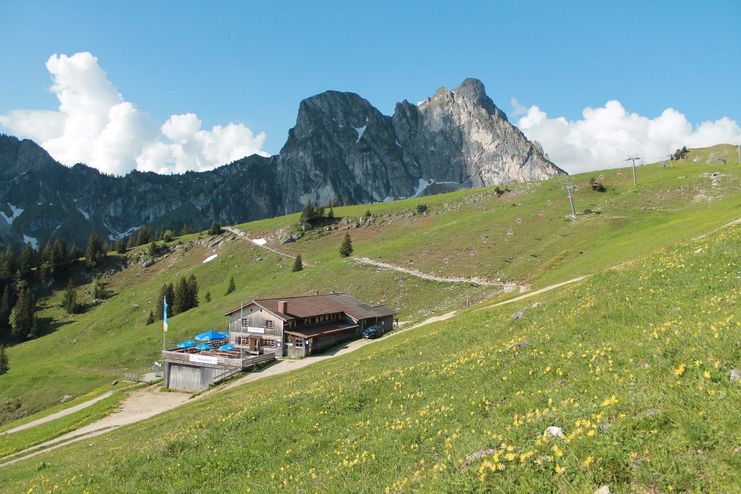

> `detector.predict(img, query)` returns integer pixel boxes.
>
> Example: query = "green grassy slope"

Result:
[235,145,740,287]
[2,217,738,493]
[0,145,739,425]
[0,389,128,458]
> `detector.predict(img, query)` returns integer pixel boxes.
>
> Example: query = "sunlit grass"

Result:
[1,221,738,493]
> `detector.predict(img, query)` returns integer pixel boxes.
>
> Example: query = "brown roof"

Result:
[223,293,395,321]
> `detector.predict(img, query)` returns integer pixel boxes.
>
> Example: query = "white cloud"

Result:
[516,100,741,173]
[509,97,527,117]
[0,52,267,175]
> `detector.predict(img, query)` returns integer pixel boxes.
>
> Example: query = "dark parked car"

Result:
[362,325,385,339]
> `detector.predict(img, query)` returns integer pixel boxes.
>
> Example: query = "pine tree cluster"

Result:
[155,274,199,321]
[300,203,337,229]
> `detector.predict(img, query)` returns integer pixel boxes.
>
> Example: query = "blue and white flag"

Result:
[163,297,169,333]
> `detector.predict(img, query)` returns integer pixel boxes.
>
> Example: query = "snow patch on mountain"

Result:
[413,178,431,197]
[354,125,367,143]
[22,234,38,249]
[1,204,24,224]
[105,223,142,241]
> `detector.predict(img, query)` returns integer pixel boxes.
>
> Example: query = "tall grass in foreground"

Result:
[3,225,739,493]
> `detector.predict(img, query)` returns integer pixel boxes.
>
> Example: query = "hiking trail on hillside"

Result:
[353,256,527,291]
[223,226,313,266]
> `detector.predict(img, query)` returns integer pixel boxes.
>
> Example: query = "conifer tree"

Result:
[204,291,211,303]
[28,316,39,340]
[0,247,14,285]
[292,255,303,272]
[10,287,34,342]
[174,277,189,314]
[300,203,317,226]
[136,225,151,246]
[68,243,82,262]
[62,280,79,314]
[92,276,105,300]
[85,234,105,266]
[52,237,67,269]
[166,283,175,316]
[17,244,35,280]
[225,276,236,295]
[146,310,155,325]
[0,286,10,340]
[114,239,126,254]
[208,222,223,235]
[339,233,353,257]
[187,274,199,308]
[41,241,54,272]
[0,346,8,375]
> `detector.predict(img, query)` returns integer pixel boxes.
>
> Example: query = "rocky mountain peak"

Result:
[0,79,565,248]
[292,91,378,133]
[455,77,487,102]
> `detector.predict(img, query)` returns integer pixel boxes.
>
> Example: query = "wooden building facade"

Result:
[223,293,395,358]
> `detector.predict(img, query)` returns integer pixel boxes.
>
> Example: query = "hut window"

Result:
[265,320,274,329]
[241,318,248,328]
[295,339,304,348]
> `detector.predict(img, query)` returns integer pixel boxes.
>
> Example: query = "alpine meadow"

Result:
[1,3,740,492]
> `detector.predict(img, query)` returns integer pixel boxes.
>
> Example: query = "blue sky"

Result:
[0,0,739,173]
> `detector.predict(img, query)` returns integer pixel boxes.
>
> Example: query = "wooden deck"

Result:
[162,349,275,369]
[161,350,276,391]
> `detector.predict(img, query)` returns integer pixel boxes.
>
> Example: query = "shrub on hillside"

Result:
[0,346,8,375]
[208,222,223,236]
[225,276,236,295]
[61,280,80,314]
[339,233,353,257]
[672,146,689,161]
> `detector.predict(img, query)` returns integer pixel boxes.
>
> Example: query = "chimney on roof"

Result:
[278,300,288,314]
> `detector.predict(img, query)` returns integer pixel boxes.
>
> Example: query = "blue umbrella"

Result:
[195,330,228,342]
[218,344,236,351]
[195,343,211,351]
[176,339,197,348]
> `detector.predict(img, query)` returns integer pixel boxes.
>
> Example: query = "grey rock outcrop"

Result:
[395,78,561,187]
[0,78,564,248]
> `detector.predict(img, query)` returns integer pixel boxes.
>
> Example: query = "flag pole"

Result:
[163,296,168,353]
[240,300,243,362]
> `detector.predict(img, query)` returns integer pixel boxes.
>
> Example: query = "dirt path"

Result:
[1,391,114,436]
[474,275,590,312]
[223,226,312,265]
[0,275,589,468]
[0,387,192,468]
[354,256,525,291]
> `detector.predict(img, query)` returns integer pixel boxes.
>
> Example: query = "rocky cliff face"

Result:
[0,138,280,248]
[396,78,561,186]
[0,78,564,248]
[276,78,562,212]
